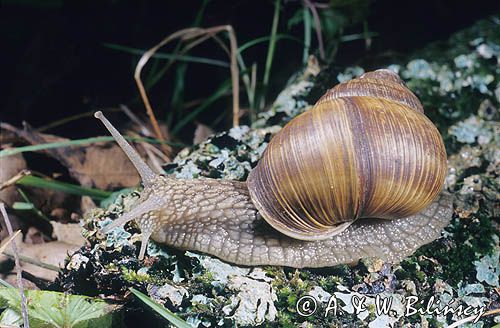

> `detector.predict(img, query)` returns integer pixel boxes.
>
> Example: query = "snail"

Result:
[95,69,452,268]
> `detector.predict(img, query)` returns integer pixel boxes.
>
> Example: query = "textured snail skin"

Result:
[134,175,452,268]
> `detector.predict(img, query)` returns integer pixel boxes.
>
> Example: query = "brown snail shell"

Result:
[247,69,447,241]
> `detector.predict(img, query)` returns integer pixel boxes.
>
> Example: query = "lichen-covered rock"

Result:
[446,100,499,219]
[167,125,280,181]
[149,283,189,307]
[56,17,499,328]
[223,276,277,326]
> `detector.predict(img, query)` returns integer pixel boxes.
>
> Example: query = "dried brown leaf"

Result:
[193,123,215,144]
[50,221,86,246]
[2,123,140,189]
[1,234,80,281]
[76,144,140,189]
[0,230,21,253]
[0,153,27,206]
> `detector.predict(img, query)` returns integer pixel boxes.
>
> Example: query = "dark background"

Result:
[1,0,499,142]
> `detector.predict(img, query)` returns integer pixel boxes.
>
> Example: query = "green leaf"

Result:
[287,8,304,30]
[130,288,190,328]
[0,287,120,328]
[0,308,23,326]
[171,79,232,135]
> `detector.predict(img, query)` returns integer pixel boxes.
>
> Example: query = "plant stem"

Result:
[302,5,311,64]
[260,0,281,109]
[0,203,30,328]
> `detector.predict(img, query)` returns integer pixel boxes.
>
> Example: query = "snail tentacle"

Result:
[139,230,152,260]
[94,111,156,185]
[101,194,163,233]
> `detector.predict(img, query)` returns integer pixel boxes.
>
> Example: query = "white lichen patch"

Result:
[186,252,250,286]
[223,276,277,326]
[367,314,397,328]
[149,283,189,307]
[425,278,491,327]
[66,253,89,271]
[337,66,365,82]
[248,268,273,282]
[334,285,406,324]
[272,80,314,116]
[98,218,132,248]
[448,115,497,145]
[308,286,332,303]
[474,247,500,287]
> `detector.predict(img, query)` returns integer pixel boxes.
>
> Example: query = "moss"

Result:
[263,266,285,279]
[286,294,298,310]
[121,267,152,284]
[190,271,216,296]
[426,316,442,328]
[275,311,296,328]
[189,299,213,314]
[317,276,344,291]
[412,209,498,285]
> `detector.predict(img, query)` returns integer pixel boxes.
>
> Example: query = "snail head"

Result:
[94,111,168,259]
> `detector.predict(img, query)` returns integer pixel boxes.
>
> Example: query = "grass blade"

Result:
[340,32,378,42]
[11,202,33,211]
[36,109,118,132]
[130,288,190,328]
[1,251,60,272]
[16,176,112,201]
[0,136,184,158]
[238,34,301,53]
[302,6,312,63]
[260,0,281,109]
[14,189,51,222]
[0,137,115,157]
[0,203,29,328]
[238,34,300,113]
[103,43,230,68]
[172,80,231,135]
[0,279,14,288]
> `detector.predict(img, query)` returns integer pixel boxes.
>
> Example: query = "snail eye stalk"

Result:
[94,111,156,186]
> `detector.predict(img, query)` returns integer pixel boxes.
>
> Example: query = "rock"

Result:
[308,286,332,303]
[149,283,188,307]
[187,253,250,286]
[223,276,277,326]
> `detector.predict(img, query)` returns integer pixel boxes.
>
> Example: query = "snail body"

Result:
[95,69,452,268]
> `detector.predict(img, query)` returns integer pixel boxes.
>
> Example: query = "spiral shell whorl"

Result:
[247,69,447,241]
[320,69,424,113]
